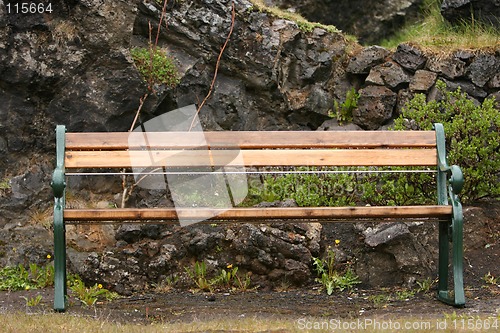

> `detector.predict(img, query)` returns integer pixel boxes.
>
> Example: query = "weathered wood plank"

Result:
[64,206,452,222]
[65,148,437,168]
[65,131,437,150]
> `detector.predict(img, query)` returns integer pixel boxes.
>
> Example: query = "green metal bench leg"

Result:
[451,201,465,306]
[54,198,67,312]
[437,204,465,307]
[437,220,450,301]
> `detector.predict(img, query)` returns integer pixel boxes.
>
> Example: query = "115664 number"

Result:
[6,2,53,14]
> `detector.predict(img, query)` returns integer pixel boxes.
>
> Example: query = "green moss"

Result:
[131,47,180,88]
[248,0,349,37]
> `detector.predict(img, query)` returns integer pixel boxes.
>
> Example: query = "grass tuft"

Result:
[380,0,500,51]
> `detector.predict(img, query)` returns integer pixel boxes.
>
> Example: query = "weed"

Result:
[185,261,252,292]
[0,178,11,197]
[211,265,239,289]
[416,277,436,293]
[0,178,10,190]
[29,208,52,230]
[483,272,498,286]
[368,293,392,307]
[52,21,79,46]
[21,295,43,307]
[185,261,212,292]
[0,263,54,291]
[312,246,360,295]
[234,273,252,291]
[69,279,119,307]
[395,289,415,301]
[152,274,179,293]
[275,278,292,292]
[328,87,359,124]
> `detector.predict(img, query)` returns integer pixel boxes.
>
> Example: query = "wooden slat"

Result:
[65,148,437,168]
[64,206,453,222]
[65,131,437,150]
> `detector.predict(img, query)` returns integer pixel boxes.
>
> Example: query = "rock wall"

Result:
[347,43,500,130]
[0,0,499,292]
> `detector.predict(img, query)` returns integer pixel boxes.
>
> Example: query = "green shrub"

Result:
[245,167,436,207]
[245,167,361,207]
[359,168,436,206]
[394,80,500,203]
[247,81,498,206]
[131,47,180,88]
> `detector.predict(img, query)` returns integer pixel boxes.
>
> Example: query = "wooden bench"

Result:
[51,123,465,311]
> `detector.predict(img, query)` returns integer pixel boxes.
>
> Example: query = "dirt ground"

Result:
[1,201,499,327]
[0,284,499,326]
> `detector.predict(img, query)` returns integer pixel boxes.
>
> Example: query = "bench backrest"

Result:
[63,131,438,169]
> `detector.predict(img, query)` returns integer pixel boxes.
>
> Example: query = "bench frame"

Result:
[51,123,465,311]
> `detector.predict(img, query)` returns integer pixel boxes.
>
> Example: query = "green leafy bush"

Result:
[247,81,498,206]
[245,167,435,207]
[131,47,180,88]
[394,80,500,202]
[359,169,436,206]
[245,168,361,207]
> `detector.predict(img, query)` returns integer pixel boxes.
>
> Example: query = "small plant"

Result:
[234,272,252,291]
[69,279,118,307]
[22,295,43,307]
[185,262,252,292]
[211,264,239,289]
[368,293,392,307]
[185,261,212,292]
[131,47,180,89]
[312,244,360,295]
[329,87,359,124]
[29,208,53,230]
[0,263,54,291]
[416,277,436,293]
[153,274,179,293]
[0,178,10,190]
[395,289,415,301]
[483,272,498,286]
[0,178,11,197]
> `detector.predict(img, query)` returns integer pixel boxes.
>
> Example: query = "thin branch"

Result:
[129,93,149,132]
[189,1,236,131]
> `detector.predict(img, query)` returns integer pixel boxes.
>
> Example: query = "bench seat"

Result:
[64,206,453,222]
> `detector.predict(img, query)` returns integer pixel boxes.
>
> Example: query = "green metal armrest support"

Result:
[51,125,67,312]
[434,123,465,307]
